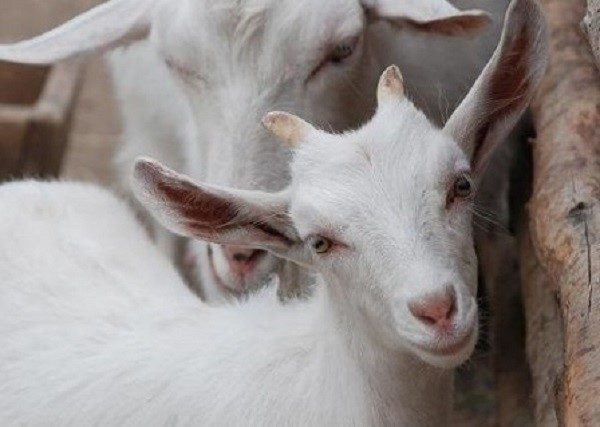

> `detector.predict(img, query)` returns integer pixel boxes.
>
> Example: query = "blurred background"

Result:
[0,0,119,186]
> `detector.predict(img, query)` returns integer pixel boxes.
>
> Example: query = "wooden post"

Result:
[527,0,600,423]
[520,226,564,425]
[583,0,600,70]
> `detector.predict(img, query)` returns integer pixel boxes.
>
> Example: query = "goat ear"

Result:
[0,0,152,64]
[444,0,548,177]
[363,0,491,36]
[132,158,309,263]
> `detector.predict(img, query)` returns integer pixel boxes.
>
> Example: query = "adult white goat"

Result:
[0,0,546,423]
[0,0,496,302]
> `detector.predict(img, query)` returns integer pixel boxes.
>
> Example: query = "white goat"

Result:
[0,0,500,302]
[0,1,546,423]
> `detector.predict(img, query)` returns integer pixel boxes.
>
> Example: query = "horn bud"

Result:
[377,65,405,105]
[262,111,314,148]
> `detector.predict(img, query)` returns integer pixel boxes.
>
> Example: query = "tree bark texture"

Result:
[583,0,600,70]
[528,0,600,424]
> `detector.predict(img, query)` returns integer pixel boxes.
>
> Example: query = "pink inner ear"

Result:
[472,25,531,170]
[136,160,240,236]
[155,179,240,235]
[142,163,293,246]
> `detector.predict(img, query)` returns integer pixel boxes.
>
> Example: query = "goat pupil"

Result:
[331,45,353,63]
[455,177,472,197]
[314,238,329,253]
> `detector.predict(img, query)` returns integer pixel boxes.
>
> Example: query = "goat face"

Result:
[134,0,547,366]
[154,0,371,297]
[0,0,489,299]
[151,0,489,297]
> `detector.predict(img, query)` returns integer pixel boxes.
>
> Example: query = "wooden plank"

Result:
[19,59,85,177]
[0,59,84,180]
[62,55,121,186]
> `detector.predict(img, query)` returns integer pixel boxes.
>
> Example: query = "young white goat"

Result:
[0,0,499,301]
[0,2,546,423]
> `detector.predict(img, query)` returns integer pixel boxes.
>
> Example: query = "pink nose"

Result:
[409,287,457,332]
[222,246,266,278]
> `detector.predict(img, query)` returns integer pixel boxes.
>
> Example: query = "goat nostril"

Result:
[225,247,267,265]
[233,253,249,263]
[419,315,437,326]
[446,298,456,320]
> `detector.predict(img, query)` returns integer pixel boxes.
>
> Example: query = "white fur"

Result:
[0,117,472,426]
[0,0,504,301]
[0,91,480,424]
[0,3,547,420]
[110,0,505,300]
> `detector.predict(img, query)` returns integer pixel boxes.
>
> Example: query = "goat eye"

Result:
[311,236,333,254]
[329,40,356,64]
[164,58,203,83]
[307,36,360,81]
[454,176,473,198]
[448,174,473,207]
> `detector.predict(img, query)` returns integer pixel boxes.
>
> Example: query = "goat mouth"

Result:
[206,246,244,297]
[417,327,476,357]
[206,246,270,296]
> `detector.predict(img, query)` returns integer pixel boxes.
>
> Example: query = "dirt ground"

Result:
[0,1,501,425]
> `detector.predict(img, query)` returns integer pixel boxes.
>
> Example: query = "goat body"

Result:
[0,181,450,426]
[0,2,546,425]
